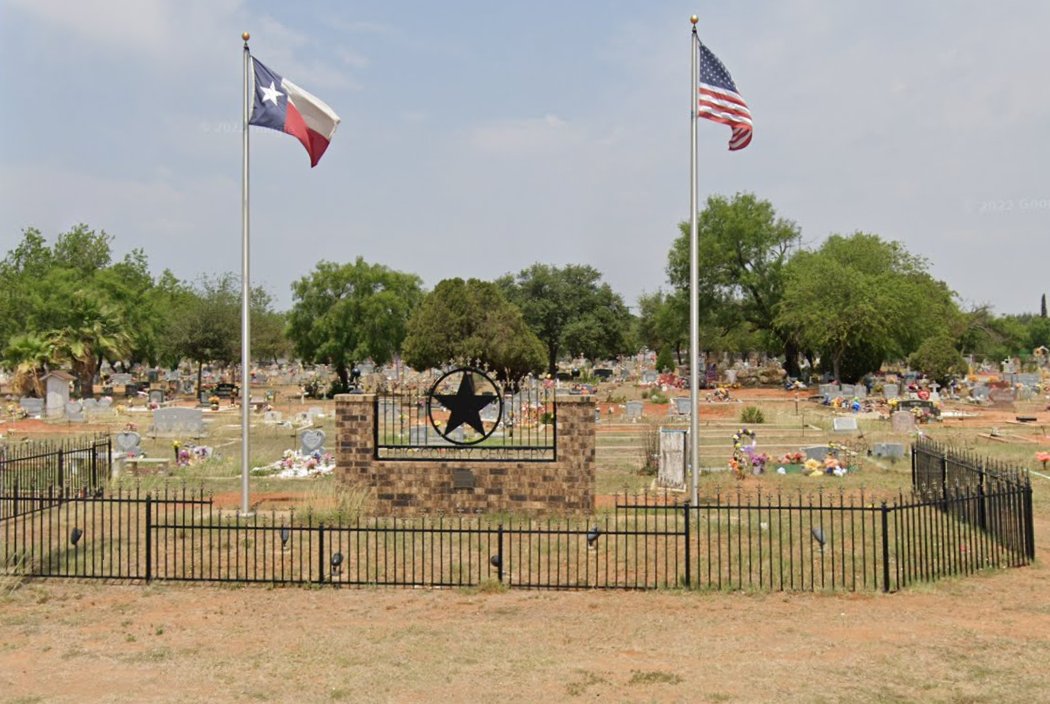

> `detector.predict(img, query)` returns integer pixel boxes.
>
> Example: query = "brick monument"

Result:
[335,393,595,515]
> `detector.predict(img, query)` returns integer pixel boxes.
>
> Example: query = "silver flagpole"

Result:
[689,16,700,505]
[240,32,253,517]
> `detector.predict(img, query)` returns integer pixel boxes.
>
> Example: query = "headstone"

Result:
[19,397,44,417]
[83,398,99,411]
[891,411,916,433]
[803,445,830,462]
[839,384,855,398]
[853,385,867,400]
[263,410,284,424]
[626,401,644,421]
[110,373,133,387]
[115,430,142,457]
[724,369,738,384]
[832,416,858,432]
[872,442,906,459]
[152,407,206,436]
[882,383,899,400]
[98,397,113,409]
[65,402,85,422]
[299,428,326,456]
[971,384,990,402]
[673,396,692,416]
[988,386,1016,406]
[307,406,324,420]
[641,371,659,384]
[45,374,72,418]
[820,384,841,397]
[148,389,165,405]
[657,429,687,491]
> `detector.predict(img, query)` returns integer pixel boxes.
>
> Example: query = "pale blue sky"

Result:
[2,0,1047,315]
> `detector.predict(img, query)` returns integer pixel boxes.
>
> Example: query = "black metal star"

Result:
[433,372,496,437]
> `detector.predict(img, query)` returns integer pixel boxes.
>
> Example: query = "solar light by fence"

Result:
[280,527,290,548]
[586,526,601,550]
[811,527,825,551]
[70,528,83,546]
[489,554,502,570]
[330,551,343,577]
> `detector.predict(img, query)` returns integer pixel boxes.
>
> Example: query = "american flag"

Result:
[697,41,752,151]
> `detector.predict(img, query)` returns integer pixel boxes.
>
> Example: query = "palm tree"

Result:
[3,333,57,397]
[51,301,132,398]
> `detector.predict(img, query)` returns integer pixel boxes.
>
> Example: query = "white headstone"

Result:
[882,383,899,400]
[832,416,858,432]
[626,401,644,421]
[657,429,687,491]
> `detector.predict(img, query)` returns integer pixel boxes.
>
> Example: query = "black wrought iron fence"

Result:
[912,436,1034,560]
[0,481,1031,592]
[0,434,110,513]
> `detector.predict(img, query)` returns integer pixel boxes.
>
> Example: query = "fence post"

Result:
[880,501,890,593]
[57,450,64,492]
[317,523,326,585]
[90,442,98,489]
[910,445,916,487]
[496,524,504,583]
[977,477,987,532]
[1024,482,1035,561]
[145,493,153,583]
[11,481,18,519]
[683,501,691,588]
[940,451,949,506]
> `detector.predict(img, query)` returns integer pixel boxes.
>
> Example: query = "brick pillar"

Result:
[335,393,375,485]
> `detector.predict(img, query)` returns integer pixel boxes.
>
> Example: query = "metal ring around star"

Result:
[426,367,504,446]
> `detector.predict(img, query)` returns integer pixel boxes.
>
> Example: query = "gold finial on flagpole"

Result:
[242,31,251,42]
[690,15,698,25]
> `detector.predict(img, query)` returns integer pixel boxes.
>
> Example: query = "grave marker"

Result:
[152,407,206,436]
[115,431,142,457]
[657,429,687,491]
[299,428,326,455]
[832,416,858,432]
[891,411,916,433]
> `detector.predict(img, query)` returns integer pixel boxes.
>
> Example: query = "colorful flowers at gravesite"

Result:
[252,449,336,478]
[730,427,768,479]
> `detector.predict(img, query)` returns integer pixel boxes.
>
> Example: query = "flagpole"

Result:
[240,31,253,517]
[688,16,701,505]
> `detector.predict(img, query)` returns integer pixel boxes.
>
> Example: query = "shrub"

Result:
[648,390,669,405]
[740,406,765,424]
[655,347,675,373]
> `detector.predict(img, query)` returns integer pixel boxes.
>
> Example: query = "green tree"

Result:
[2,332,56,397]
[776,233,958,382]
[402,278,545,380]
[909,335,967,385]
[497,264,631,375]
[667,193,803,375]
[287,258,423,389]
[165,275,241,396]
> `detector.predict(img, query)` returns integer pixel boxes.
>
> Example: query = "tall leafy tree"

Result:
[667,192,803,375]
[165,274,241,396]
[287,258,423,388]
[776,233,958,382]
[497,264,631,375]
[402,278,545,380]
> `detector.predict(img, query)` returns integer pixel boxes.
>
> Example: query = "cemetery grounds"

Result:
[1,383,1049,703]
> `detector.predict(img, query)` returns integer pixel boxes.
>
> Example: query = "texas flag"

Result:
[249,58,340,167]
